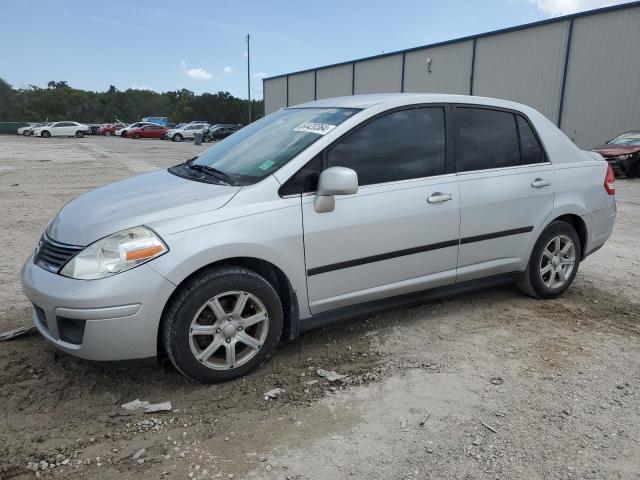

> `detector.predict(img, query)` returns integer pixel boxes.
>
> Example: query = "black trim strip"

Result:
[460,226,533,244]
[306,226,533,276]
[307,239,459,277]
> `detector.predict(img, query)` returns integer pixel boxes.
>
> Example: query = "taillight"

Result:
[604,163,616,196]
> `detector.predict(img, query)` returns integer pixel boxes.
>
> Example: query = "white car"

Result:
[32,122,90,138]
[17,123,38,135]
[165,123,209,142]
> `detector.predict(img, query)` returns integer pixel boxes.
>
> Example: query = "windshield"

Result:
[608,132,640,145]
[186,107,359,185]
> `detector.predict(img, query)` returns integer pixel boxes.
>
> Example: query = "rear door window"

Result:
[517,115,546,164]
[454,107,520,172]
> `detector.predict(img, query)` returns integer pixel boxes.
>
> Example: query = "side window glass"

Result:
[280,154,323,196]
[326,107,446,186]
[455,108,520,172]
[517,115,545,164]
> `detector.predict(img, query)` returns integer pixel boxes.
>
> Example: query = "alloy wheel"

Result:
[540,235,576,289]
[188,291,269,370]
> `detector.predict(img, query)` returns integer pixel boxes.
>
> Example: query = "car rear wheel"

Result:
[162,267,283,383]
[172,133,183,142]
[41,130,51,138]
[516,220,581,299]
[75,131,84,138]
[132,133,141,139]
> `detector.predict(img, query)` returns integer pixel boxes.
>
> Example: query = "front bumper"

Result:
[21,256,176,362]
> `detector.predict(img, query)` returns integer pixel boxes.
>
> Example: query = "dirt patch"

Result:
[0,137,639,479]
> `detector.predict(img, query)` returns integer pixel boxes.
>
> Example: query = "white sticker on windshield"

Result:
[294,122,337,135]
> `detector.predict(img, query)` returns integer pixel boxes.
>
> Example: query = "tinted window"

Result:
[455,108,519,172]
[280,154,323,195]
[187,107,359,185]
[517,115,545,164]
[326,107,445,186]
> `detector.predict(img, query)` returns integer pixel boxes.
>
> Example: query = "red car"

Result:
[127,124,169,139]
[593,130,640,178]
[98,123,125,136]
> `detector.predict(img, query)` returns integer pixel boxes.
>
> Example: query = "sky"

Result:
[0,0,634,99]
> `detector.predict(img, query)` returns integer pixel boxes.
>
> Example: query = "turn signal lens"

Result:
[125,244,165,261]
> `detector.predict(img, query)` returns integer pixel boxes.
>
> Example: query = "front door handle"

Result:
[427,192,452,204]
[531,178,551,188]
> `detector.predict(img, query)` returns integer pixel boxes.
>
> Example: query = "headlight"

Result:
[60,226,168,280]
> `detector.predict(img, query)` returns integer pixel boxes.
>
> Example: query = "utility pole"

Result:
[247,34,251,124]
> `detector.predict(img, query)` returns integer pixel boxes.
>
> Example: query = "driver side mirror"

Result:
[313,166,358,213]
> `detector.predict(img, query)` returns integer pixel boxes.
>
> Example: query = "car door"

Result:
[453,105,555,282]
[300,105,460,314]
[52,122,68,136]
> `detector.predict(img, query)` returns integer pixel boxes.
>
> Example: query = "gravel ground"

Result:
[0,135,638,480]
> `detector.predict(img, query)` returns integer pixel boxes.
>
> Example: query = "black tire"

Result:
[121,131,127,137]
[76,131,84,138]
[162,266,283,383]
[22,130,29,136]
[172,133,183,142]
[41,130,50,138]
[516,220,581,299]
[132,133,141,139]
[104,130,112,137]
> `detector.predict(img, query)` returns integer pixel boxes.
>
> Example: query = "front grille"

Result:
[34,235,83,274]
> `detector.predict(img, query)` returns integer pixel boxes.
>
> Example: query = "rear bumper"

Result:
[21,256,175,362]
[582,197,616,257]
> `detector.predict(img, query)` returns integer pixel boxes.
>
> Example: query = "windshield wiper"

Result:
[184,158,233,185]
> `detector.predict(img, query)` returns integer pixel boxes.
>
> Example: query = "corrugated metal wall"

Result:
[316,64,353,100]
[473,21,569,124]
[263,3,640,148]
[263,76,287,114]
[288,71,315,107]
[561,7,640,147]
[403,41,473,95]
[354,54,403,94]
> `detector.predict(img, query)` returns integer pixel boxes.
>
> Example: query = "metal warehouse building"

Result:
[263,2,640,148]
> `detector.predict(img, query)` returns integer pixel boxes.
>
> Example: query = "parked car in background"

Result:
[32,121,90,138]
[86,124,102,135]
[164,123,208,142]
[99,123,126,136]
[205,124,241,142]
[17,123,37,135]
[127,124,168,139]
[116,122,158,138]
[592,130,640,178]
[21,94,616,383]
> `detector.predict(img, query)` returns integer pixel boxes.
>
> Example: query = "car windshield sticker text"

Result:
[294,122,337,135]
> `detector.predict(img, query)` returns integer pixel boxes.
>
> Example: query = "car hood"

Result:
[593,144,640,157]
[47,169,240,246]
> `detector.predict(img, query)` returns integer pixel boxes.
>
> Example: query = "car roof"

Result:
[294,93,534,112]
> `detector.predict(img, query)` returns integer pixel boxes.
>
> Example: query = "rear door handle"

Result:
[531,178,551,188]
[427,192,452,204]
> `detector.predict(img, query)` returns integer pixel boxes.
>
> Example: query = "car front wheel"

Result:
[76,131,84,138]
[104,130,111,137]
[517,220,581,299]
[41,130,51,138]
[162,267,283,383]
[172,133,183,142]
